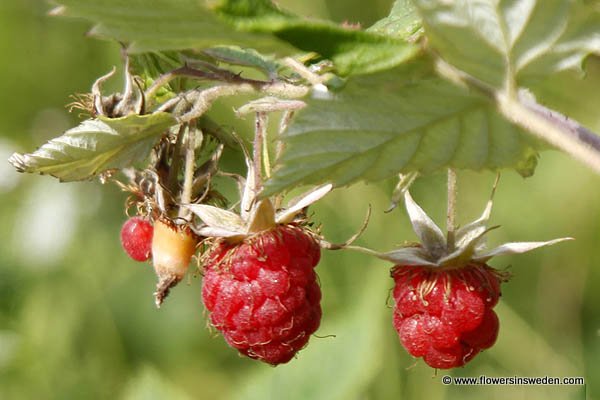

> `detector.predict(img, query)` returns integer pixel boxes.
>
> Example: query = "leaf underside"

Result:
[263,68,539,196]
[54,0,419,76]
[9,113,176,181]
[413,0,600,88]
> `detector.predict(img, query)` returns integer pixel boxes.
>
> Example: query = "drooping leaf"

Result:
[9,113,176,181]
[412,0,600,88]
[262,64,540,196]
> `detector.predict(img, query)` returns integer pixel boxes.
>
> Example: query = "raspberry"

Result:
[120,217,153,262]
[392,264,504,369]
[202,224,322,365]
[152,219,199,306]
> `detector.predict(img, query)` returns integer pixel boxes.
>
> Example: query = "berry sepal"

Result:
[354,185,572,269]
[184,183,332,240]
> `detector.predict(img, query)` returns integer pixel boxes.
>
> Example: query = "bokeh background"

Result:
[1,1,599,399]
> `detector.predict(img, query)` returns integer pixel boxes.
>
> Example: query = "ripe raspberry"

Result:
[120,217,153,262]
[392,264,504,369]
[202,224,322,365]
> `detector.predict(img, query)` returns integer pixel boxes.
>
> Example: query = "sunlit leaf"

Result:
[214,0,421,76]
[263,65,539,196]
[52,0,284,53]
[9,113,176,181]
[412,0,600,88]
[368,0,423,41]
[54,0,419,77]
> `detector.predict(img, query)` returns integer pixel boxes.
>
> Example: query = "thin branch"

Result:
[434,57,600,174]
[157,82,308,123]
[146,65,304,102]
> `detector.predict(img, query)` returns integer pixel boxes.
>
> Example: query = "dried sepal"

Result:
[404,191,447,259]
[438,226,499,267]
[455,174,499,250]
[473,238,574,262]
[378,247,438,266]
[350,176,571,270]
[275,184,333,224]
[246,199,277,233]
[184,204,245,233]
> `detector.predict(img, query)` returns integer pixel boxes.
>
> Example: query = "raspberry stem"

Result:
[179,123,198,220]
[253,111,268,193]
[446,168,457,252]
[167,124,186,195]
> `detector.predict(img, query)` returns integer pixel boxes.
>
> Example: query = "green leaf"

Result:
[368,0,423,41]
[215,0,420,76]
[203,46,282,78]
[230,272,388,400]
[412,0,600,88]
[52,0,286,53]
[9,113,176,181]
[263,65,539,196]
[53,0,420,77]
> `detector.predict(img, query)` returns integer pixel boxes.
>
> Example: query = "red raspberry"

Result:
[120,217,153,262]
[202,224,322,365]
[392,264,504,369]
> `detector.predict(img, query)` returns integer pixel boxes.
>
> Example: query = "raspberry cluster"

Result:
[392,264,504,369]
[202,224,322,365]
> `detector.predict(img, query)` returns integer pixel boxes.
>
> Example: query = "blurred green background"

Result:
[1,1,599,399]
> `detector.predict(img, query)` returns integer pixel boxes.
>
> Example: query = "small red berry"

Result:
[120,217,153,262]
[392,264,505,369]
[202,224,321,365]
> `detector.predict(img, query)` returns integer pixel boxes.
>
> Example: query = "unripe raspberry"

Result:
[120,217,153,262]
[152,219,199,306]
[202,224,322,365]
[392,264,504,369]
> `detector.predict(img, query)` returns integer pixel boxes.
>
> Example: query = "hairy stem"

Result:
[446,168,457,252]
[253,112,268,191]
[262,113,272,179]
[157,82,308,123]
[179,124,198,220]
[434,57,600,174]
[167,124,186,195]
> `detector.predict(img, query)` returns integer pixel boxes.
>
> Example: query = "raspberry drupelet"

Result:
[392,264,505,369]
[202,224,322,365]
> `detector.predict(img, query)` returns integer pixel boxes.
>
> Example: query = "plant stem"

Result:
[167,124,186,195]
[179,124,198,220]
[434,57,600,174]
[253,112,268,192]
[157,82,308,123]
[262,113,272,179]
[446,168,457,252]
